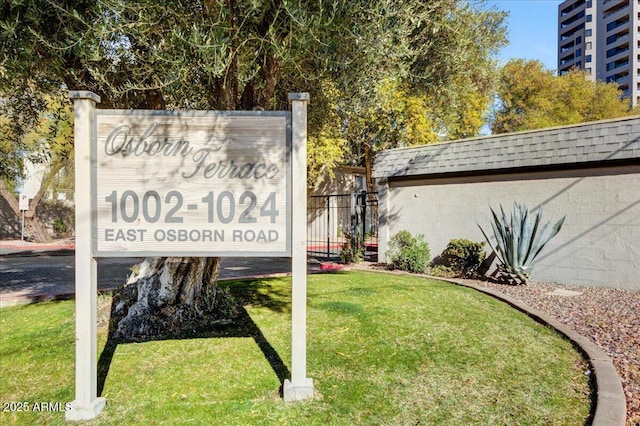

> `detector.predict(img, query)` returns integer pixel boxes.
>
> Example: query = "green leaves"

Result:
[2,0,508,188]
[479,202,566,284]
[388,230,431,274]
[491,59,639,134]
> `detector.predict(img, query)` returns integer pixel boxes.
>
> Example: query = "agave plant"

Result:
[478,203,566,285]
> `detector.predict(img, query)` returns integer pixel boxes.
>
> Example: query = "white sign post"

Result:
[19,194,28,241]
[67,91,313,420]
[283,93,314,401]
[67,91,104,421]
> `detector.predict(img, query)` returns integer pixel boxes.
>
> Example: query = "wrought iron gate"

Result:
[307,191,378,261]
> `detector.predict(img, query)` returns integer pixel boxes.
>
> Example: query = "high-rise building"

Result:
[558,0,640,106]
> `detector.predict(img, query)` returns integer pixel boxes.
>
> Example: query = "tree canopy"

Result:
[0,88,73,242]
[2,0,507,188]
[314,2,508,187]
[491,59,639,134]
[1,0,508,337]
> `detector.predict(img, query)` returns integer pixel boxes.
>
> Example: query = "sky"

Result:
[485,0,563,71]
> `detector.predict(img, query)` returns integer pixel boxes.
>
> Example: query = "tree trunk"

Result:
[107,89,239,341]
[24,216,52,243]
[110,257,239,341]
[363,138,375,194]
[105,1,288,341]
[0,179,52,243]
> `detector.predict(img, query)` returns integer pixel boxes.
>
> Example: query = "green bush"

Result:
[478,203,565,284]
[340,240,364,264]
[440,238,486,278]
[388,230,430,273]
[429,264,457,278]
[52,218,70,236]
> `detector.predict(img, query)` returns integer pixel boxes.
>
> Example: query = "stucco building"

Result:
[373,116,640,290]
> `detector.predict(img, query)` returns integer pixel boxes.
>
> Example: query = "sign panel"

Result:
[19,194,29,211]
[93,110,291,256]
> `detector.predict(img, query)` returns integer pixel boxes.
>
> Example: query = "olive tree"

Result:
[2,0,506,339]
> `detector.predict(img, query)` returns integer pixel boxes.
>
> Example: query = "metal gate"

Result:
[307,191,378,261]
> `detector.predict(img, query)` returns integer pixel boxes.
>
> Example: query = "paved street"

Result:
[1,253,141,299]
[0,247,317,306]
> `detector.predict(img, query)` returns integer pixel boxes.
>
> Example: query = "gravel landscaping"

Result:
[456,279,639,426]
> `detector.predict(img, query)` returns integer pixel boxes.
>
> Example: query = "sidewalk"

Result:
[0,238,76,255]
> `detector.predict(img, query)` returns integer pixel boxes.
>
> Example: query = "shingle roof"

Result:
[372,116,640,179]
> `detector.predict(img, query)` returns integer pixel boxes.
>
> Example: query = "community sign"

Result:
[93,111,291,257]
[67,92,311,421]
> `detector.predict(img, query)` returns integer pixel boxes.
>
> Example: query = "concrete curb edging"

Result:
[442,277,627,426]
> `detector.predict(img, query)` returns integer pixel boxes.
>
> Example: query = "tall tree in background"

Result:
[0,89,73,242]
[491,59,638,134]
[326,2,508,190]
[2,0,507,339]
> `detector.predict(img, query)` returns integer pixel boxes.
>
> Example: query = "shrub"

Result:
[440,238,486,278]
[429,265,456,278]
[478,202,566,285]
[388,230,430,273]
[340,240,364,264]
[52,218,71,236]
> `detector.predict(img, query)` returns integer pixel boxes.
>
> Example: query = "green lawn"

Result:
[0,271,591,425]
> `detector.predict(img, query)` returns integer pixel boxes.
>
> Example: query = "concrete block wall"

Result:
[374,117,640,290]
[0,198,75,240]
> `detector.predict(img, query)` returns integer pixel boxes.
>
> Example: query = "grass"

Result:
[0,271,591,425]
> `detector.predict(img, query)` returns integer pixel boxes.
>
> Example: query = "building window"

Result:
[607,43,629,58]
[576,36,582,44]
[560,51,577,65]
[607,17,630,32]
[586,29,592,37]
[561,10,586,28]
[576,48,582,57]
[586,41,592,50]
[561,0,587,17]
[586,54,592,62]
[586,67,592,74]
[561,40,575,52]
[586,14,592,22]
[561,54,575,65]
[607,58,629,71]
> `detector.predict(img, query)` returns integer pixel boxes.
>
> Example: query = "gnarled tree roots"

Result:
[110,257,239,342]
